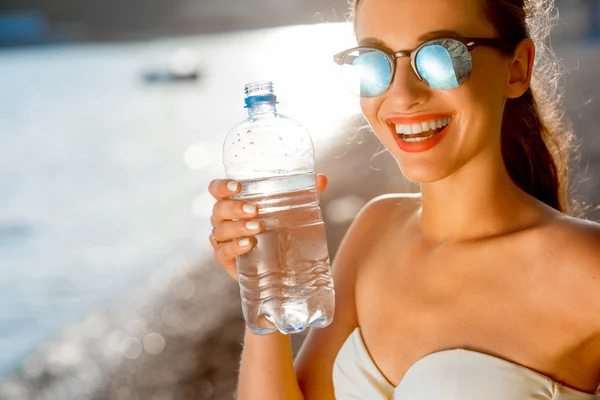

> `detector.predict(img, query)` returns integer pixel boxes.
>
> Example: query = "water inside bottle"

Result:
[233,173,335,335]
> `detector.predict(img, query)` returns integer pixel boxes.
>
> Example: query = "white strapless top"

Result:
[333,328,599,400]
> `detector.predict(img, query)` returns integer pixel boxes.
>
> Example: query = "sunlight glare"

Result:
[253,23,361,150]
[184,142,210,170]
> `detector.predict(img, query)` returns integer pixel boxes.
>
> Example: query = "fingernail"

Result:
[242,204,256,214]
[245,221,260,231]
[239,238,250,247]
[227,181,239,192]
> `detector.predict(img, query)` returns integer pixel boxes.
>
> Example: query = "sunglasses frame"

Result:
[333,37,516,96]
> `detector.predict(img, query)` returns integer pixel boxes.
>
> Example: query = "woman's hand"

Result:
[208,174,328,280]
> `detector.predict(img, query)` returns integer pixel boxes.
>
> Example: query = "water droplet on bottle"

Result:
[234,154,238,157]
[246,130,251,135]
[279,137,283,141]
[242,147,246,150]
[249,142,254,145]
[237,138,241,143]
[231,142,235,145]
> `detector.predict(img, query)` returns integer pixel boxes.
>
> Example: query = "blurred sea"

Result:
[0,23,360,377]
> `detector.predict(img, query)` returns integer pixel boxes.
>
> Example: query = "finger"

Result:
[212,220,263,244]
[214,237,256,275]
[209,231,221,248]
[218,259,238,281]
[316,173,328,195]
[213,245,238,279]
[212,199,258,221]
[208,179,241,200]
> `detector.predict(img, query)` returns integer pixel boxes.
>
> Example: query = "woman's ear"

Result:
[506,38,535,99]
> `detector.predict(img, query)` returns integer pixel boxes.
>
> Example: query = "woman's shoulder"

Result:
[356,192,422,223]
[336,193,421,264]
[547,214,600,262]
[353,192,422,236]
[534,213,600,280]
[542,214,600,329]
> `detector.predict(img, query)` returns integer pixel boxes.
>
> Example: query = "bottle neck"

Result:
[248,102,277,117]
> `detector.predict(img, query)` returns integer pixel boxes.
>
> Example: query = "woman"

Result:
[208,0,600,398]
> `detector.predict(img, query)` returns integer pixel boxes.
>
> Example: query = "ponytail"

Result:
[501,88,568,212]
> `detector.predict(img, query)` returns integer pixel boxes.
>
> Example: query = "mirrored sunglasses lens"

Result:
[341,50,392,97]
[416,39,472,90]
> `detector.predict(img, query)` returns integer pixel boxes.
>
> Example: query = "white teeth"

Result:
[402,133,437,142]
[395,116,452,136]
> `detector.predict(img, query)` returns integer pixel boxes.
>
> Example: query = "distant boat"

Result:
[141,47,201,83]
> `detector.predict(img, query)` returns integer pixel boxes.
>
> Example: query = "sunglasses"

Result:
[333,37,515,97]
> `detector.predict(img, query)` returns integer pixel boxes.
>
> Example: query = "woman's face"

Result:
[355,0,511,183]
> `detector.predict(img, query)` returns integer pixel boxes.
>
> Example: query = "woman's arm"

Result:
[236,194,418,399]
[238,328,303,400]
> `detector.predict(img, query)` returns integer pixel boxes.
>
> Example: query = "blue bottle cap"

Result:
[244,94,277,108]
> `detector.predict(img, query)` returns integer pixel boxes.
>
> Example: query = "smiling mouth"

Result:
[393,116,452,142]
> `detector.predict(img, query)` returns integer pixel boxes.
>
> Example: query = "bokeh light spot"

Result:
[143,332,166,355]
[325,195,366,224]
[173,276,195,300]
[21,355,43,379]
[120,337,143,359]
[184,142,210,170]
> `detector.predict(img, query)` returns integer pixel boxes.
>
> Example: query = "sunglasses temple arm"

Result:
[333,53,358,65]
[464,38,515,53]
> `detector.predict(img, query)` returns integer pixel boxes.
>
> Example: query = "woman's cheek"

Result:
[360,98,385,135]
[360,97,379,119]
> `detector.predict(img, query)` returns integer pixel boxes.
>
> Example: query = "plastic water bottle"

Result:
[223,81,335,335]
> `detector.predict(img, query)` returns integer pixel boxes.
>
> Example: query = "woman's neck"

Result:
[417,148,550,244]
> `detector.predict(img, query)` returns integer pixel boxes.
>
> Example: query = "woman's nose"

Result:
[386,58,430,110]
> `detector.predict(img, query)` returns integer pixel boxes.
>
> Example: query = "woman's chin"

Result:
[397,163,451,184]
